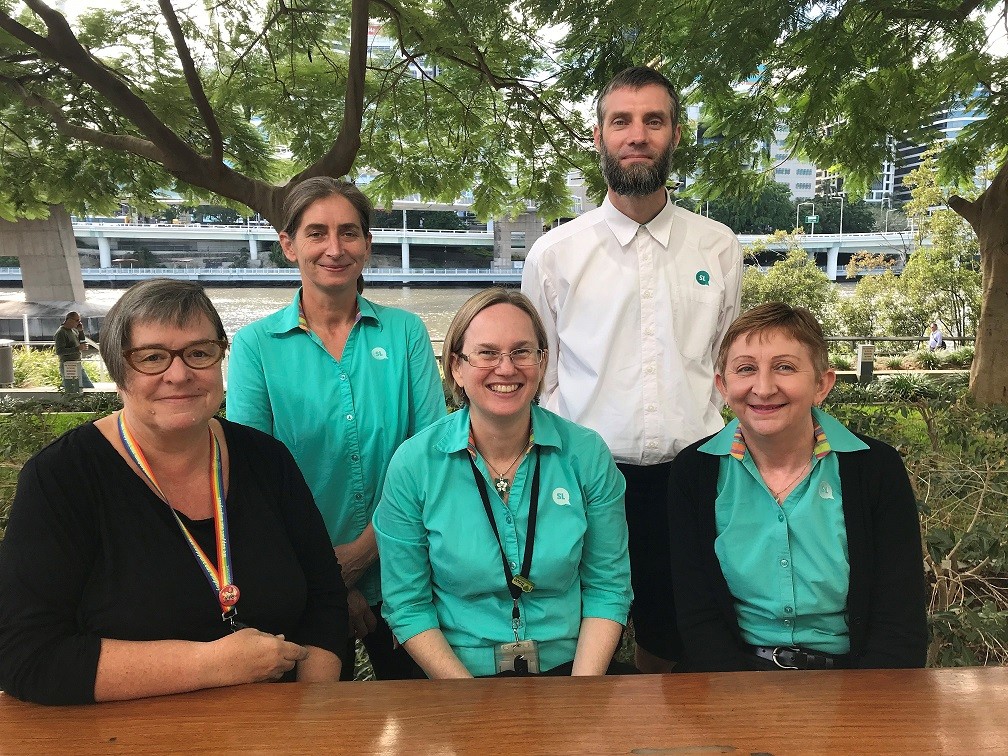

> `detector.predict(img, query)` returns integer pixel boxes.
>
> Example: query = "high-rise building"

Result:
[892,90,988,203]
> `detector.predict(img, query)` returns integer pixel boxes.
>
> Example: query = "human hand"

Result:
[214,628,309,684]
[347,588,378,640]
[334,535,377,588]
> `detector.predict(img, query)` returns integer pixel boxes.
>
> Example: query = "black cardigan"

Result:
[667,431,928,671]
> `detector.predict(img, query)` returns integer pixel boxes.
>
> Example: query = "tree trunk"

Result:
[949,158,1008,405]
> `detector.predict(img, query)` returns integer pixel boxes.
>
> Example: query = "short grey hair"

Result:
[100,278,227,387]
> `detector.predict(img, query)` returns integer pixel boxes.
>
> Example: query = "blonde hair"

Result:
[442,288,548,407]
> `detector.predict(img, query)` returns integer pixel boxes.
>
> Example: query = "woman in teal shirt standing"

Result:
[664,302,927,671]
[374,288,632,678]
[227,178,445,679]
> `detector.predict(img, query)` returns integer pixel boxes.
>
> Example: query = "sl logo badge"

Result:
[819,482,834,500]
[695,270,710,286]
[552,488,570,505]
[371,347,388,360]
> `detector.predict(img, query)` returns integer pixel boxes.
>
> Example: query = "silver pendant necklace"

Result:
[482,444,531,496]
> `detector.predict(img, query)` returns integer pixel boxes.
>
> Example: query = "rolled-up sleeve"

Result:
[225,326,274,435]
[577,436,632,623]
[373,446,440,644]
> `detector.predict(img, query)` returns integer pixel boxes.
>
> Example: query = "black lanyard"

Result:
[468,447,541,639]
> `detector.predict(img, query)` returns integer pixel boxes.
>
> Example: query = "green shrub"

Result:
[830,354,853,370]
[884,356,905,370]
[943,346,974,369]
[913,349,943,370]
[826,380,1008,667]
[13,347,61,389]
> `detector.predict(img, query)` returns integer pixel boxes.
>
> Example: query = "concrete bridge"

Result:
[0,266,523,286]
[1,209,926,303]
[72,221,496,269]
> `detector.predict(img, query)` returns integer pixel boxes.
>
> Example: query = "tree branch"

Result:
[875,0,988,23]
[7,1,199,170]
[0,75,166,163]
[373,0,586,146]
[290,0,369,183]
[0,2,283,222]
[157,0,224,166]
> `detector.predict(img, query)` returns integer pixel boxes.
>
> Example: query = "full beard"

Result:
[600,143,673,197]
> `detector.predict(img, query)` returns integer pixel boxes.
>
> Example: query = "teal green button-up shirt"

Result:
[226,291,446,605]
[699,408,869,654]
[374,405,632,677]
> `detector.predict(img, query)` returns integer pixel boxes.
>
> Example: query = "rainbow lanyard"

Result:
[117,412,241,628]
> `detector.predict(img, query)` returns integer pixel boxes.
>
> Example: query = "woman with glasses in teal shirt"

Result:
[374,288,633,677]
[665,302,927,671]
[227,178,445,679]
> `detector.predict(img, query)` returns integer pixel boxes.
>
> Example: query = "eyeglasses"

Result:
[123,339,227,375]
[456,348,545,369]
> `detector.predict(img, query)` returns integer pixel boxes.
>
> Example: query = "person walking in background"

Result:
[227,178,445,680]
[54,311,95,388]
[928,322,945,351]
[521,66,743,672]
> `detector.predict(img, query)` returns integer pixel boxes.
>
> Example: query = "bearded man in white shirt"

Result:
[521,66,743,673]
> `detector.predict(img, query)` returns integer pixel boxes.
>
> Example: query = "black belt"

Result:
[749,645,848,670]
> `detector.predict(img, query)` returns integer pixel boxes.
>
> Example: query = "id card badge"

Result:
[495,639,540,674]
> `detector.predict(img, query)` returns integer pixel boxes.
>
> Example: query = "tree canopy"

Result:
[0,0,585,226]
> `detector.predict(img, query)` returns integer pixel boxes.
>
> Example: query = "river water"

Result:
[0,286,485,342]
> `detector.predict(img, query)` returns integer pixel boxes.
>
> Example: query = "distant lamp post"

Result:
[835,191,845,238]
[796,201,815,234]
[883,196,894,233]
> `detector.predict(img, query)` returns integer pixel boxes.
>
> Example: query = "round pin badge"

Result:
[219,584,241,607]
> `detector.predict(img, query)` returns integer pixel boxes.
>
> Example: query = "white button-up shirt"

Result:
[521,194,743,465]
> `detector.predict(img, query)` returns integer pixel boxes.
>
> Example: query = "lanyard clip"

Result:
[223,607,246,633]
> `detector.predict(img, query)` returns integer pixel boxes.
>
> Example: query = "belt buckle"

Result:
[772,646,800,670]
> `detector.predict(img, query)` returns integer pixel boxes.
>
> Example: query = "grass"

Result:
[10,346,111,389]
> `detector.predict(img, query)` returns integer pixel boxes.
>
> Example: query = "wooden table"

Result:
[1,667,1006,754]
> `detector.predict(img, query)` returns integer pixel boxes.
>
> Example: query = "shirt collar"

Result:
[438,404,563,455]
[268,289,378,335]
[601,190,676,248]
[699,407,868,460]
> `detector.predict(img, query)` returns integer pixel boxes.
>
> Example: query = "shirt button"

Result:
[354,493,363,501]
[785,606,794,614]
[645,365,655,374]
[784,619,793,625]
[505,516,513,524]
[780,559,789,568]
[647,441,658,449]
[510,561,518,569]
[646,404,657,412]
[778,513,785,522]
[340,373,347,381]
[351,454,360,462]
[346,413,354,421]
[642,290,653,299]
[645,326,654,336]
